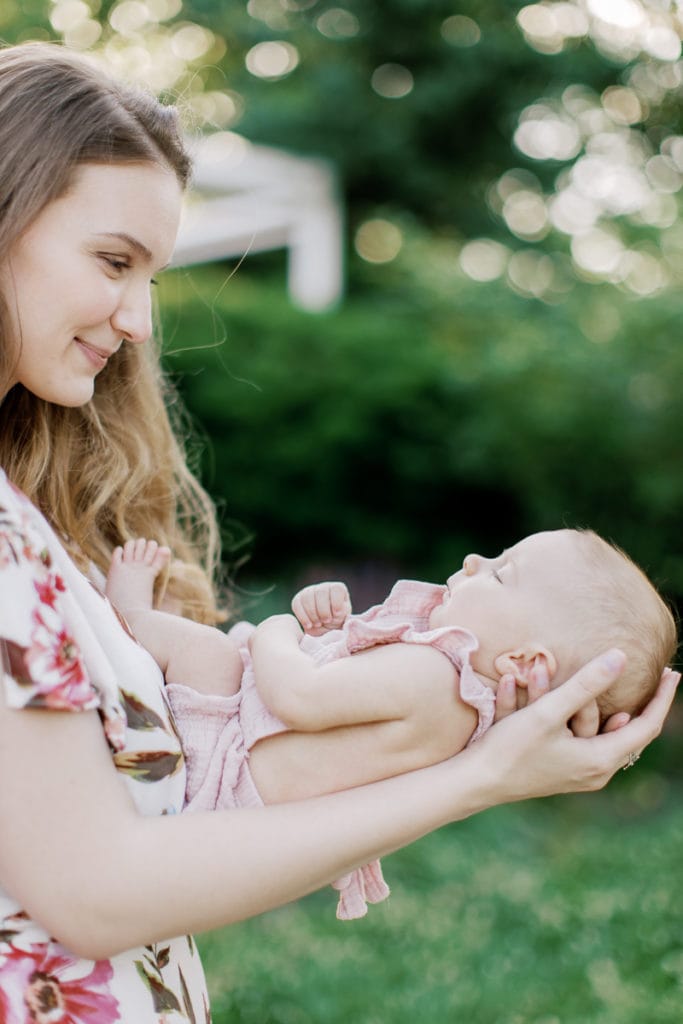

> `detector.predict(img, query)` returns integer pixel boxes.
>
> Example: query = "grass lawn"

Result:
[198,774,683,1024]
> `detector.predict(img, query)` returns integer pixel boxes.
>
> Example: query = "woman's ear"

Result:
[493,644,557,686]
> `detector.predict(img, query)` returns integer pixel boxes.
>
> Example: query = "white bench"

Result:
[173,132,344,312]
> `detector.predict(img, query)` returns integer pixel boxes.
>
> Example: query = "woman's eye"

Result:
[100,254,130,272]
[492,569,503,584]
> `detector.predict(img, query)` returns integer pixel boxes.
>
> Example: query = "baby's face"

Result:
[429,530,581,680]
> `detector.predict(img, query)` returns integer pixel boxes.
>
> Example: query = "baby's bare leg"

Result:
[249,680,476,803]
[106,539,243,696]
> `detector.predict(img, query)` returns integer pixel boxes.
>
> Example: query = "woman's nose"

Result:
[110,286,153,345]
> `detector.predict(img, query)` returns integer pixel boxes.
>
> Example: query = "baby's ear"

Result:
[493,644,557,686]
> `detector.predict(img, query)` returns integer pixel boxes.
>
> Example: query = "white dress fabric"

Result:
[0,471,211,1023]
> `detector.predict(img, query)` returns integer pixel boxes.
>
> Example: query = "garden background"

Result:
[4,1,683,1020]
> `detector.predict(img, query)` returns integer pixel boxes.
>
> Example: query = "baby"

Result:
[106,528,677,917]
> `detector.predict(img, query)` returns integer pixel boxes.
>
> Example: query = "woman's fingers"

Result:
[527,661,551,703]
[572,667,679,779]
[494,674,518,721]
[602,712,631,733]
[533,649,627,725]
[569,699,600,738]
[478,663,678,801]
[603,668,680,756]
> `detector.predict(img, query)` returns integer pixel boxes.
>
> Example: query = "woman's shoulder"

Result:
[0,468,54,547]
[0,469,128,746]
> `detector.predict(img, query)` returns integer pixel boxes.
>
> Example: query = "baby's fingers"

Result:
[328,582,351,622]
[291,582,351,635]
[291,591,314,631]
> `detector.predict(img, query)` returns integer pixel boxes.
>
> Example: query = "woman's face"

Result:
[1,161,183,406]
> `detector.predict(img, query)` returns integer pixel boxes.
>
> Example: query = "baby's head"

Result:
[429,528,677,721]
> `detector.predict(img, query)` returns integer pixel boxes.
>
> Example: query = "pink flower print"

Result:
[34,573,67,611]
[0,945,120,1023]
[25,606,93,709]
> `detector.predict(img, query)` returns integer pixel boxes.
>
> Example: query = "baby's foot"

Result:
[105,538,171,614]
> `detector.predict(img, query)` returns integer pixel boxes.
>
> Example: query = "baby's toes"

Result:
[151,545,172,572]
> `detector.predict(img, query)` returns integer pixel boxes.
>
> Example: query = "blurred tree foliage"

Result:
[181,0,619,237]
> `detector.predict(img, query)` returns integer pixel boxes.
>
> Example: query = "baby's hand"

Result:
[291,582,352,636]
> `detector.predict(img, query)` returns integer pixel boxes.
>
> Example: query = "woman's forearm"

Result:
[96,750,492,956]
[2,651,676,960]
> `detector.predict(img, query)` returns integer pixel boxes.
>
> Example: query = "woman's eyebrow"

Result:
[98,230,171,271]
[98,231,153,261]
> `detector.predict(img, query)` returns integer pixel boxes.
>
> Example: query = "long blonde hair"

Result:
[0,42,225,623]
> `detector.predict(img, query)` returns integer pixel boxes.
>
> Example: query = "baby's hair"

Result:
[562,530,677,721]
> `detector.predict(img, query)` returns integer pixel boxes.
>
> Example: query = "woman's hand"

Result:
[477,650,679,801]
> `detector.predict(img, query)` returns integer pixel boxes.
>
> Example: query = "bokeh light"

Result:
[247,0,290,31]
[50,0,103,50]
[145,0,182,20]
[187,90,244,129]
[502,190,549,241]
[355,219,403,263]
[514,104,582,160]
[199,131,251,170]
[459,239,509,282]
[108,0,151,35]
[495,2,683,295]
[601,85,642,125]
[506,249,557,297]
[571,228,624,277]
[440,15,481,47]
[371,63,414,99]
[316,8,360,39]
[50,1,90,32]
[171,23,214,61]
[517,3,588,54]
[246,40,300,79]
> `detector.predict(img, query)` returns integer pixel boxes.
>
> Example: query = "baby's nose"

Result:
[463,554,481,576]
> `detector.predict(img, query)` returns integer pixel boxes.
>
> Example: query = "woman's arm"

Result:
[0,649,676,961]
[249,613,475,736]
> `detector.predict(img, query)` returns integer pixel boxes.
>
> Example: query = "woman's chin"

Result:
[35,380,96,407]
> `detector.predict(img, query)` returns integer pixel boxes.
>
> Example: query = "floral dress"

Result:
[0,471,211,1023]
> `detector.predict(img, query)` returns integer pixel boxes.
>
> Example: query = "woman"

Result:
[0,42,677,1021]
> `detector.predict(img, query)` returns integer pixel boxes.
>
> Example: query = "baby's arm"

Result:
[291,581,352,636]
[250,614,478,749]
